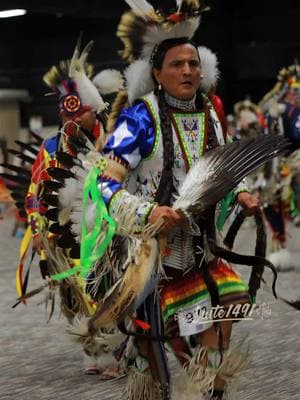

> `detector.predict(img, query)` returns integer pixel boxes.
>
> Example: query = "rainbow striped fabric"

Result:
[160,258,249,323]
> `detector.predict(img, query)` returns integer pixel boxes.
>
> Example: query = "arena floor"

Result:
[1,215,300,400]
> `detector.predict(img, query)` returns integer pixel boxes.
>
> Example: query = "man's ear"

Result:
[152,68,160,85]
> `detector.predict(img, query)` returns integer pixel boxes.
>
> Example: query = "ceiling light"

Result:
[0,9,27,18]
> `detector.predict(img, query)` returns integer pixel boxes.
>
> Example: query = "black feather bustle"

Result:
[0,163,31,177]
[56,151,82,169]
[79,127,96,145]
[10,192,25,201]
[70,243,80,259]
[45,207,59,222]
[0,173,30,185]
[47,167,75,181]
[6,184,25,192]
[39,259,50,279]
[43,180,64,192]
[8,149,35,164]
[42,193,59,207]
[15,140,39,155]
[48,222,70,234]
[28,130,43,145]
[67,134,89,154]
[56,232,76,249]
[15,201,25,210]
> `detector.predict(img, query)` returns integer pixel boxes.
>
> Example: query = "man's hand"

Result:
[237,191,259,216]
[149,206,185,233]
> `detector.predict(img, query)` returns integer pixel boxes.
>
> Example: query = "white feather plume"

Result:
[69,41,107,113]
[124,60,154,104]
[92,69,124,95]
[176,0,183,12]
[125,0,154,14]
[198,46,220,93]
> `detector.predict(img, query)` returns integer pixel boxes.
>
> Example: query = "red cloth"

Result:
[209,94,227,141]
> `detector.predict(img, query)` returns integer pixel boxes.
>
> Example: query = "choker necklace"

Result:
[164,91,196,111]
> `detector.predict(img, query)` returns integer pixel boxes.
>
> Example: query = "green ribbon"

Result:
[51,159,117,281]
[216,191,234,231]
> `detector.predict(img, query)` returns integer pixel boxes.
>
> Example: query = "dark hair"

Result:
[151,37,199,70]
[152,37,204,205]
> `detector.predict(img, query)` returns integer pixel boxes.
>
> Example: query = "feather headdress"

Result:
[115,0,214,104]
[259,62,300,113]
[43,37,124,115]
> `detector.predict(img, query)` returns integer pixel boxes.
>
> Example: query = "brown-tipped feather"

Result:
[107,90,129,133]
[88,238,157,333]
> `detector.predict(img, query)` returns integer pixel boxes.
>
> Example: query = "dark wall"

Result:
[0,0,299,125]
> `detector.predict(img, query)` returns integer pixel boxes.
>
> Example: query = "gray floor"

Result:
[0,216,300,400]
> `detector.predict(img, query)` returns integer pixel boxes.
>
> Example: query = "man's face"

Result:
[153,43,201,100]
[61,109,96,135]
[284,88,300,107]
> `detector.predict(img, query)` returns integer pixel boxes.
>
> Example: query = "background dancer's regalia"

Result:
[259,63,300,271]
[3,38,125,377]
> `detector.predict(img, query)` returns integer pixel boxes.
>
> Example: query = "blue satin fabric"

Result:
[103,101,156,165]
[101,101,156,204]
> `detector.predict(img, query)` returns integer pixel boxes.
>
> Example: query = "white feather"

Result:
[57,178,78,226]
[198,46,220,93]
[58,178,78,208]
[173,156,217,212]
[93,69,124,95]
[125,0,154,14]
[125,60,154,104]
[142,18,201,60]
[75,74,107,113]
[176,0,183,12]
[69,41,107,113]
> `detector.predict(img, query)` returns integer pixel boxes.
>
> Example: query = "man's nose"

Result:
[182,62,192,75]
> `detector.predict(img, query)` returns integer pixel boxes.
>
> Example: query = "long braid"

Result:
[154,88,175,205]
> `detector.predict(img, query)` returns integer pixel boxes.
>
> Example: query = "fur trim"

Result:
[68,317,125,358]
[172,376,207,400]
[198,46,220,94]
[92,69,124,95]
[268,248,296,272]
[125,60,154,104]
[184,346,216,393]
[219,340,250,400]
[124,367,160,400]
